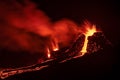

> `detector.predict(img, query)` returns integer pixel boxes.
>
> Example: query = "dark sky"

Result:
[33,0,120,45]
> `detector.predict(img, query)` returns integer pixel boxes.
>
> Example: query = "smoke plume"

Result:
[0,0,80,66]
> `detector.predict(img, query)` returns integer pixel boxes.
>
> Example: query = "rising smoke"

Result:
[0,0,79,67]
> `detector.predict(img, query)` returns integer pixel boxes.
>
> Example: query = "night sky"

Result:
[33,0,120,45]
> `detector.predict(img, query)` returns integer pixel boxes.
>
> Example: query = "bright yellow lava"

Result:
[53,48,59,51]
[52,39,59,51]
[47,48,51,58]
[80,25,97,56]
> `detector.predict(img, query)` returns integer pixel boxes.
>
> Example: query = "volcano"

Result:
[0,31,112,79]
[0,0,119,80]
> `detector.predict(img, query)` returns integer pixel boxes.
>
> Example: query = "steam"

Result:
[0,0,51,36]
[0,0,79,54]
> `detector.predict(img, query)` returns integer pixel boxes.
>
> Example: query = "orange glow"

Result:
[51,39,59,51]
[80,25,97,56]
[47,48,51,58]
[53,47,59,51]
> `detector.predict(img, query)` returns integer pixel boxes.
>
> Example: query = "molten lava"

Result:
[51,39,59,51]
[52,46,59,51]
[47,48,51,58]
[80,24,97,56]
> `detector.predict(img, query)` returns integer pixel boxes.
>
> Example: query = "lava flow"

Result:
[47,48,51,58]
[80,24,97,56]
[51,39,59,51]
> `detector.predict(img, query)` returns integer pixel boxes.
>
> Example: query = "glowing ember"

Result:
[47,48,51,58]
[80,24,97,56]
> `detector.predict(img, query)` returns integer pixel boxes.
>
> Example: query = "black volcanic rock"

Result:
[87,32,112,53]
